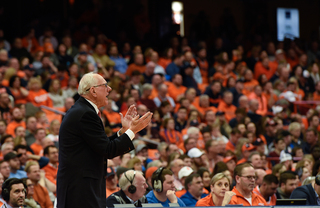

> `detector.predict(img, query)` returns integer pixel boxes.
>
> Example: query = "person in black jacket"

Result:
[57,72,152,208]
[106,170,148,207]
[290,174,320,205]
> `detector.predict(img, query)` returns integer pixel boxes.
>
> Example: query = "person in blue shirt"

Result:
[4,152,27,179]
[109,45,128,74]
[165,54,184,80]
[146,167,186,207]
[180,173,208,206]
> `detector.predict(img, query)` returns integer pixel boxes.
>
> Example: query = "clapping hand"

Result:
[129,112,153,134]
[119,105,137,134]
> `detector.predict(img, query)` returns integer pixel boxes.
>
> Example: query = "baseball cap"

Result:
[145,167,158,179]
[106,167,115,178]
[223,156,237,163]
[178,166,193,180]
[280,151,292,163]
[4,152,17,161]
[136,144,148,154]
[241,143,256,153]
[252,138,264,146]
[187,148,204,158]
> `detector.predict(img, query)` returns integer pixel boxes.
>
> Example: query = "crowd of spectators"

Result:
[0,24,320,207]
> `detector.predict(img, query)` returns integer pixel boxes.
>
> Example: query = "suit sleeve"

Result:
[290,187,311,204]
[106,195,119,207]
[79,110,134,158]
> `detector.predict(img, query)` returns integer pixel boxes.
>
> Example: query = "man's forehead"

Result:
[11,183,24,190]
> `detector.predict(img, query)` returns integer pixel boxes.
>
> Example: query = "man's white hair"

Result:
[78,72,99,95]
[119,170,143,191]
[187,127,200,135]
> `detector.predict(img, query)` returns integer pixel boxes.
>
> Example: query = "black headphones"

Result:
[124,171,136,194]
[153,167,164,193]
[315,174,320,186]
[2,178,27,202]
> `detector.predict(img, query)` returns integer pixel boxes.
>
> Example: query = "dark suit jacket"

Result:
[57,97,134,208]
[290,183,317,205]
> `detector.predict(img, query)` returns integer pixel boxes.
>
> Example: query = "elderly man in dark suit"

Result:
[57,72,152,208]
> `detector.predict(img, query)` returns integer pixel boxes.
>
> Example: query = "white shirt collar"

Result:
[84,98,99,114]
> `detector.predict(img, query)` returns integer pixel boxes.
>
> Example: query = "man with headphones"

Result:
[1,178,27,208]
[106,170,148,207]
[146,167,186,207]
[290,173,320,205]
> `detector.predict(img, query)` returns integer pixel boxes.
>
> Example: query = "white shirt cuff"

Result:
[125,129,135,140]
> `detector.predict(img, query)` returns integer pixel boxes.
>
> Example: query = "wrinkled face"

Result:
[251,155,262,169]
[211,177,230,198]
[133,174,148,199]
[91,76,112,108]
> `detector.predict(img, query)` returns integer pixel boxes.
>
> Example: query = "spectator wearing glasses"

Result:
[228,163,267,206]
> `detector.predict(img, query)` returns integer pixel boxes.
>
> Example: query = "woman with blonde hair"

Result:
[27,77,53,107]
[196,173,235,206]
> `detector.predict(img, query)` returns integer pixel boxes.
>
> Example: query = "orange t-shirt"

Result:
[158,58,171,69]
[253,186,277,206]
[125,63,146,76]
[6,120,26,137]
[254,61,278,80]
[11,88,28,104]
[248,93,268,116]
[286,57,299,69]
[106,187,121,198]
[176,189,186,198]
[30,143,43,156]
[42,163,58,185]
[313,92,320,101]
[167,83,187,102]
[27,89,53,107]
[33,183,54,208]
[217,101,236,122]
[196,193,215,206]
[243,79,259,96]
[159,129,184,150]
[102,110,121,133]
[229,186,267,206]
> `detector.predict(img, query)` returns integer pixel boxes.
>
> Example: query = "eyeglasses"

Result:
[240,175,257,180]
[86,83,108,91]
